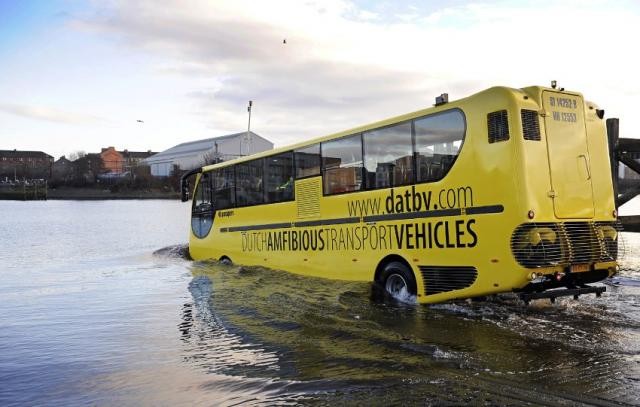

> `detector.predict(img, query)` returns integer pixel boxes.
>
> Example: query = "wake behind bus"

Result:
[182,84,619,305]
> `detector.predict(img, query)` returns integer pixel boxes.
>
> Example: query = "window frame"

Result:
[211,166,236,210]
[294,143,322,180]
[264,150,295,204]
[321,133,365,196]
[234,158,265,208]
[362,119,415,191]
[413,108,467,186]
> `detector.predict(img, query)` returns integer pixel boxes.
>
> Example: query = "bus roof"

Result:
[201,85,550,172]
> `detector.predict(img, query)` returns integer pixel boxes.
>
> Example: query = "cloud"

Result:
[70,0,640,145]
[0,103,109,125]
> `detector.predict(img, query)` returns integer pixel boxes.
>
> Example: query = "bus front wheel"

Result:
[381,261,417,299]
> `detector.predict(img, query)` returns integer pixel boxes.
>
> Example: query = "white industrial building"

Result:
[144,131,273,176]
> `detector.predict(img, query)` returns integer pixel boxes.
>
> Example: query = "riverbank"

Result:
[48,187,180,200]
[0,186,180,200]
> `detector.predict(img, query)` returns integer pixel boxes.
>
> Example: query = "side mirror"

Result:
[180,168,203,202]
[181,180,190,202]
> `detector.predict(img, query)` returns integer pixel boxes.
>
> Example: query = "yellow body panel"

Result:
[189,85,618,304]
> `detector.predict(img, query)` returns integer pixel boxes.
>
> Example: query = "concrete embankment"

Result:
[47,187,179,200]
[0,187,179,200]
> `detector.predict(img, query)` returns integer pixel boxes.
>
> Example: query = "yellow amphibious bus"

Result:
[183,84,619,304]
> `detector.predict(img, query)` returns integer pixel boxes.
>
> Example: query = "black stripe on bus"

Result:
[221,217,360,233]
[220,204,504,233]
[294,217,360,228]
[465,205,504,215]
[227,222,292,232]
[364,208,460,223]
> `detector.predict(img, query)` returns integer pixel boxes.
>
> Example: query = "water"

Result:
[1,200,639,405]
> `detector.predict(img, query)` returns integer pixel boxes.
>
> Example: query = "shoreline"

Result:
[0,187,180,201]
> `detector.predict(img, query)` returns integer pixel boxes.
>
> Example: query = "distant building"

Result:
[122,149,155,172]
[0,149,53,181]
[52,156,74,183]
[99,147,157,174]
[144,131,273,177]
[100,147,123,173]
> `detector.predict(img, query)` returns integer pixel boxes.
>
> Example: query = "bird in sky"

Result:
[137,119,144,123]
[283,39,286,44]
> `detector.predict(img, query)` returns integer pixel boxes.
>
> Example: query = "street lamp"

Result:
[245,100,253,156]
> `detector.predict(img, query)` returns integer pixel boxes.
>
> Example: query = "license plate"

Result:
[571,264,590,273]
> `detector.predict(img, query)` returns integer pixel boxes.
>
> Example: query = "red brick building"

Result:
[0,149,54,180]
[99,147,156,174]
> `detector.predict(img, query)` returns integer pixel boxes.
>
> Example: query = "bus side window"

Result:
[414,110,465,183]
[265,151,294,203]
[322,134,363,195]
[236,159,264,206]
[363,121,413,189]
[294,144,321,178]
[212,166,235,209]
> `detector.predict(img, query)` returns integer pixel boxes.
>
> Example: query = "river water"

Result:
[1,199,639,406]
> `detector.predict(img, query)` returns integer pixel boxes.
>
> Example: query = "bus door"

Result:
[542,91,595,219]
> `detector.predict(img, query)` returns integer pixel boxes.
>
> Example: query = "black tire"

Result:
[380,261,417,298]
[219,256,232,265]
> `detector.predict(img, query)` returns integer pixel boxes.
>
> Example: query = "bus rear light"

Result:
[555,272,565,281]
[530,272,538,280]
[528,210,535,219]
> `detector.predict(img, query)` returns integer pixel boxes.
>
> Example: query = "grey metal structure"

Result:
[144,131,273,176]
[608,118,640,231]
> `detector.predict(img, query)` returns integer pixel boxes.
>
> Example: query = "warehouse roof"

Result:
[145,131,269,163]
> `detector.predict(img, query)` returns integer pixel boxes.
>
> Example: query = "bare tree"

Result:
[200,143,223,166]
[68,151,86,161]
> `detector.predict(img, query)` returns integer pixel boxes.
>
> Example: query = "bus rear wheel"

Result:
[381,261,417,300]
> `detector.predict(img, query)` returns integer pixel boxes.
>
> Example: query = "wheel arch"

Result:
[374,254,415,283]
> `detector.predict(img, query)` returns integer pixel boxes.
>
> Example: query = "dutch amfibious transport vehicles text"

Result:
[182,84,620,305]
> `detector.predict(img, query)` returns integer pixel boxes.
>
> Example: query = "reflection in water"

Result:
[179,260,640,405]
[180,275,281,375]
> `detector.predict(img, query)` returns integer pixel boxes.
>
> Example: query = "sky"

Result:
[1,0,639,160]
